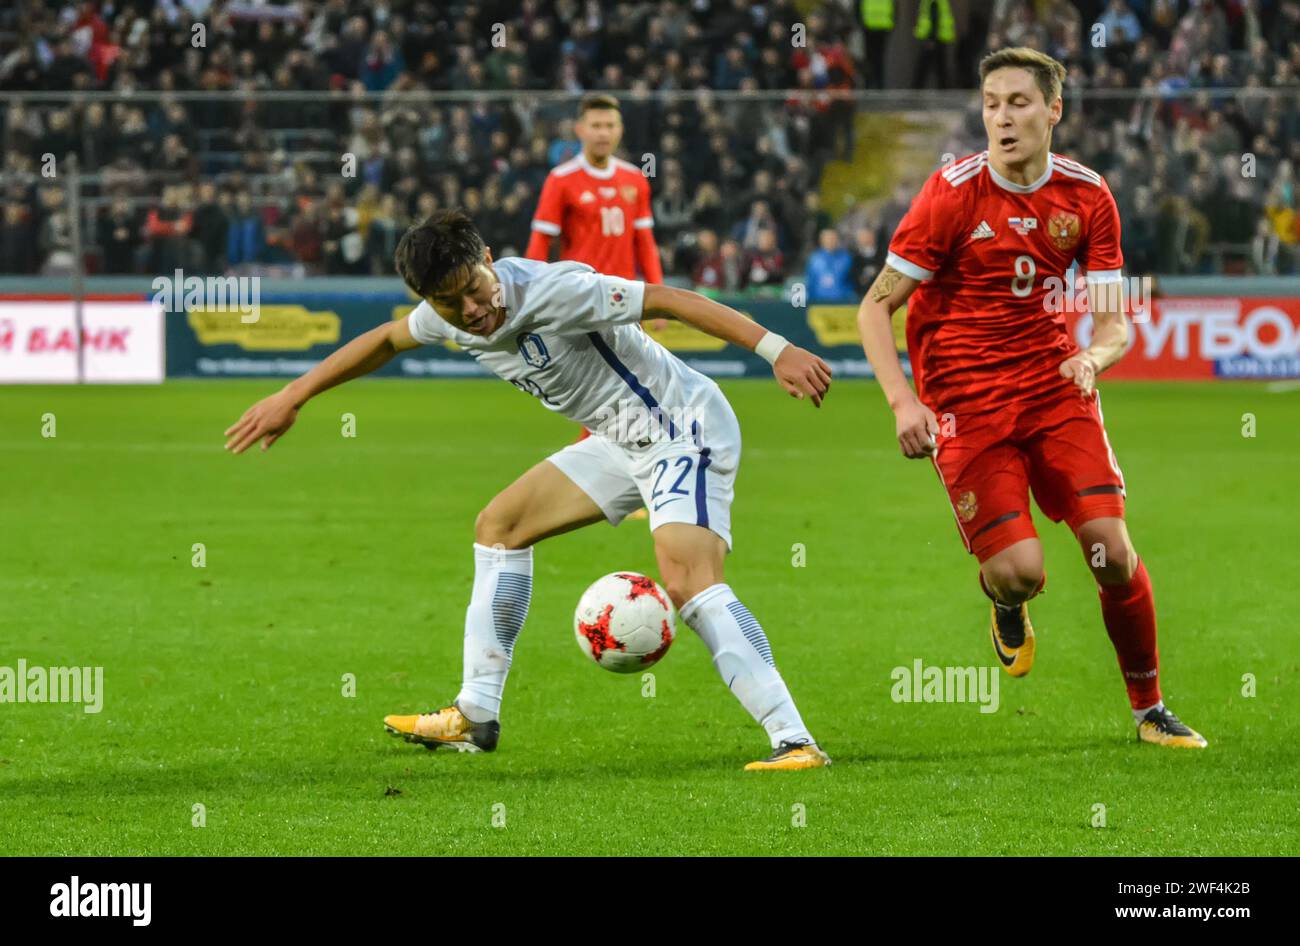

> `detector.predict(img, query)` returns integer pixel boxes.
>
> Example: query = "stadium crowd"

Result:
[1,0,1299,290]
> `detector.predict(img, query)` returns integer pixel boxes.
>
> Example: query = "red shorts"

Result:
[930,390,1127,562]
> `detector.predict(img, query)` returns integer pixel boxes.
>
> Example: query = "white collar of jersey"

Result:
[986,151,1054,194]
[578,152,617,179]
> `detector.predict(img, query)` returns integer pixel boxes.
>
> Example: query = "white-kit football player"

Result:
[224,208,833,770]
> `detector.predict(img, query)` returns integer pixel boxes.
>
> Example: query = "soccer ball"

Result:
[574,572,676,673]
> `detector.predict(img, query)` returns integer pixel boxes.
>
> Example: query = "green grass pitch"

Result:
[1,378,1296,855]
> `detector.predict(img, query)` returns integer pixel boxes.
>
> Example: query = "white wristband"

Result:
[754,331,790,365]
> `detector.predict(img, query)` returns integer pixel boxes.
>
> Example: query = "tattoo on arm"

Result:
[870,266,902,303]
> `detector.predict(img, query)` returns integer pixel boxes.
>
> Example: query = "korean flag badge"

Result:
[607,282,630,317]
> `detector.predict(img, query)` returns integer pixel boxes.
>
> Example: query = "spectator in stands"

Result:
[495,183,533,256]
[152,133,195,176]
[652,174,694,248]
[1,0,1297,281]
[1207,173,1263,264]
[1277,2,1300,55]
[79,102,113,171]
[98,196,140,275]
[1121,186,1158,275]
[144,186,194,273]
[289,202,325,270]
[713,238,746,293]
[859,0,895,90]
[227,191,265,268]
[188,183,228,275]
[322,201,365,274]
[805,228,854,303]
[39,110,78,167]
[1251,216,1285,274]
[912,0,956,90]
[46,38,92,89]
[114,108,153,167]
[1155,192,1211,274]
[732,199,782,253]
[714,46,752,91]
[691,229,723,292]
[790,191,833,263]
[365,193,406,274]
[1095,0,1144,48]
[1264,161,1299,248]
[37,189,76,276]
[1,201,38,274]
[691,183,726,236]
[743,228,786,296]
[153,102,196,151]
[848,225,883,296]
[329,15,372,80]
[361,31,405,92]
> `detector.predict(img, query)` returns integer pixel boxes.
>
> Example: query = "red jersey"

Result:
[525,153,663,282]
[887,150,1123,417]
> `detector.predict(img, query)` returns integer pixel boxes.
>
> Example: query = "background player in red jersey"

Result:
[526,93,663,283]
[856,47,1206,749]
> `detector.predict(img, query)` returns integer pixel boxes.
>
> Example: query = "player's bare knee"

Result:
[1089,540,1138,584]
[1001,571,1044,603]
[668,575,717,610]
[474,504,528,549]
[982,560,1043,603]
[657,558,717,610]
[661,579,689,611]
[1078,522,1136,583]
[659,564,697,609]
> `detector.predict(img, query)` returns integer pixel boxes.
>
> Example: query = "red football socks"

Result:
[1098,558,1162,710]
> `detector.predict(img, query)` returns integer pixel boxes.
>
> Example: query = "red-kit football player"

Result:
[526,92,663,284]
[856,47,1206,749]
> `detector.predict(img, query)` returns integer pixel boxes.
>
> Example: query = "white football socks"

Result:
[456,543,533,723]
[679,583,814,748]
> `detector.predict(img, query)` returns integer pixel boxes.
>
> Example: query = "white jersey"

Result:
[406,257,727,445]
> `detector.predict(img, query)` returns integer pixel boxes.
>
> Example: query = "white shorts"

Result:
[547,404,742,549]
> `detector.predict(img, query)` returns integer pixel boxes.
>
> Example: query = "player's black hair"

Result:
[394,208,486,298]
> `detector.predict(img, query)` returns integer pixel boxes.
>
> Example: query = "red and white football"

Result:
[573,571,676,673]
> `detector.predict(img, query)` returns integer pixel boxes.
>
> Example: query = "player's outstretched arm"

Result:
[223,317,423,454]
[642,284,831,407]
[1059,276,1129,397]
[857,265,938,459]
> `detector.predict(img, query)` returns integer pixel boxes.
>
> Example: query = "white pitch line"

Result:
[1265,381,1300,393]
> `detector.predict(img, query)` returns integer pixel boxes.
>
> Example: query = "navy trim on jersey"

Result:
[586,331,679,438]
[690,420,711,527]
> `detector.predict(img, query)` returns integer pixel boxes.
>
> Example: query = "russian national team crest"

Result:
[1047,211,1081,251]
[517,332,551,369]
[956,490,978,523]
[621,184,638,203]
